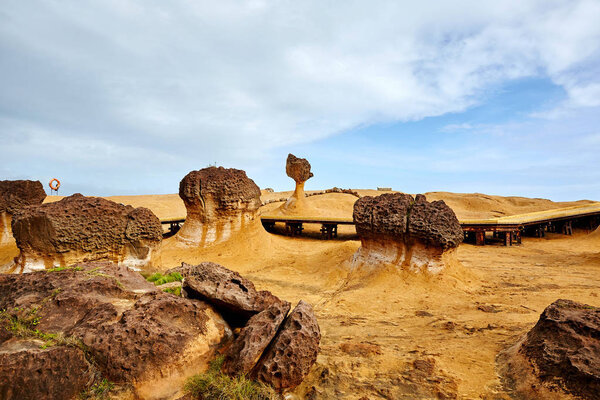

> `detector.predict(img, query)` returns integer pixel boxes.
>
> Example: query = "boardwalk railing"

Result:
[161,202,600,245]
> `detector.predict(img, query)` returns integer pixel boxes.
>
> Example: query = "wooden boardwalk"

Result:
[161,202,600,245]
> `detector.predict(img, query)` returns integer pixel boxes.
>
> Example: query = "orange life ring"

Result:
[49,178,61,191]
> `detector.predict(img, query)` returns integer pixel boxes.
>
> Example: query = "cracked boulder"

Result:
[352,193,463,273]
[10,194,162,272]
[252,300,321,390]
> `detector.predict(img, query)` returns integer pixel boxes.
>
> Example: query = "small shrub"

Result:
[184,355,280,400]
[79,378,115,400]
[163,286,182,296]
[146,272,183,286]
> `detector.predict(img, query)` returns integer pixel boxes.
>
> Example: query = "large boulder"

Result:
[172,262,283,326]
[222,301,291,375]
[499,299,600,399]
[10,193,162,272]
[280,154,314,214]
[352,193,463,273]
[252,300,321,390]
[177,167,261,245]
[0,180,46,245]
[0,262,230,400]
[0,342,95,400]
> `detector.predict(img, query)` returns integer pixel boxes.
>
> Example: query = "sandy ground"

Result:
[2,190,599,399]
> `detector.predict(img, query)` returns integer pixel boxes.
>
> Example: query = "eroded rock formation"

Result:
[0,262,230,400]
[11,194,162,272]
[175,262,320,391]
[352,193,463,273]
[253,300,321,390]
[171,262,283,326]
[281,154,314,213]
[499,299,600,400]
[222,301,291,375]
[0,180,46,245]
[177,167,262,246]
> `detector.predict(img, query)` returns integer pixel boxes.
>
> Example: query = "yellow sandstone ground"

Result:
[1,190,598,399]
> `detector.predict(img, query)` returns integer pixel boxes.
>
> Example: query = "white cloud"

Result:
[0,0,599,195]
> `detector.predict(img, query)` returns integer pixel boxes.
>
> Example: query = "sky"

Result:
[1,0,599,201]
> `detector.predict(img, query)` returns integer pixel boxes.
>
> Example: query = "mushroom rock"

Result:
[280,153,314,214]
[252,300,321,391]
[499,299,600,399]
[177,167,262,246]
[352,193,463,274]
[0,180,46,246]
[0,262,230,400]
[11,194,162,273]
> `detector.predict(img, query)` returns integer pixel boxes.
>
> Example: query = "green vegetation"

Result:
[184,355,280,400]
[146,271,183,286]
[85,267,123,288]
[0,307,80,349]
[163,286,182,296]
[79,379,115,400]
[47,266,83,273]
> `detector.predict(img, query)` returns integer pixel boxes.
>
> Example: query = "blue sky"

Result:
[1,1,599,201]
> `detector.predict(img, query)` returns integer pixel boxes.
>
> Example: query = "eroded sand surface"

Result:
[2,191,599,399]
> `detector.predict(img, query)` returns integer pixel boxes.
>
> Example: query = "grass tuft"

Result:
[163,286,182,296]
[79,378,115,400]
[146,272,183,286]
[184,355,280,400]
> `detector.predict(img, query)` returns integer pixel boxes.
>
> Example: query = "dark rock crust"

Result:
[0,262,226,398]
[253,300,321,390]
[11,193,162,256]
[179,167,261,212]
[353,193,463,250]
[0,180,46,214]
[222,301,291,375]
[286,154,313,183]
[518,299,600,399]
[173,262,282,326]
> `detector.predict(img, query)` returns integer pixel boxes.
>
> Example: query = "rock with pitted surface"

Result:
[222,300,291,375]
[0,180,46,246]
[286,154,313,183]
[10,193,162,272]
[499,299,600,400]
[177,166,262,245]
[0,341,95,400]
[280,154,314,214]
[352,193,462,273]
[0,261,230,400]
[173,262,282,327]
[253,300,321,390]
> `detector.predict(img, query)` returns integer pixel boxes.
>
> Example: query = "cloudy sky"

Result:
[1,1,599,200]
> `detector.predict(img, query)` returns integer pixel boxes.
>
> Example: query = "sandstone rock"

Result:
[280,154,314,214]
[222,300,291,375]
[174,262,281,326]
[253,300,321,390]
[10,193,162,272]
[0,262,229,400]
[286,153,313,183]
[352,193,463,273]
[177,166,261,245]
[0,180,46,246]
[0,341,95,400]
[500,299,600,399]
